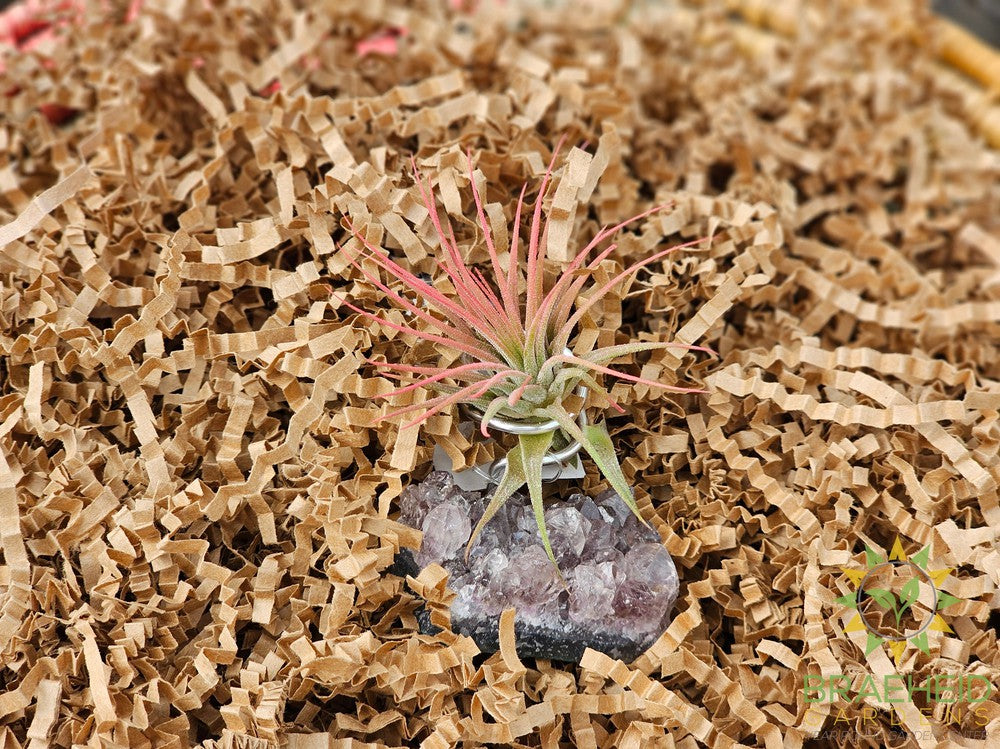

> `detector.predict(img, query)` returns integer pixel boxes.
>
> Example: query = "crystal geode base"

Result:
[393,471,680,662]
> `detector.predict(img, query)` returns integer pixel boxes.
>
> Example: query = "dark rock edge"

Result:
[389,548,660,663]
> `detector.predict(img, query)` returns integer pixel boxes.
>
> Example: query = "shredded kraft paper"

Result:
[1,0,999,747]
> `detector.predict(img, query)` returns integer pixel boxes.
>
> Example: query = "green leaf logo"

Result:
[837,538,963,663]
[865,587,897,613]
[897,576,920,625]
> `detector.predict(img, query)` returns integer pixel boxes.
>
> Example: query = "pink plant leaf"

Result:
[466,149,519,321]
[391,370,530,431]
[506,181,529,311]
[580,340,717,365]
[340,220,514,355]
[342,301,500,363]
[378,361,520,399]
[343,217,476,323]
[525,135,567,321]
[553,233,711,351]
[540,352,707,395]
[410,161,520,338]
[532,203,668,337]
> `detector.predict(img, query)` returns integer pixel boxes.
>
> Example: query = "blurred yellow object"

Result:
[707,0,1000,148]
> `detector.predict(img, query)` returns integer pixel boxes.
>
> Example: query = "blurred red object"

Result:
[0,0,86,123]
[1,0,491,123]
[355,26,406,57]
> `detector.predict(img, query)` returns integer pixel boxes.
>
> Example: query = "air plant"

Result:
[340,141,710,570]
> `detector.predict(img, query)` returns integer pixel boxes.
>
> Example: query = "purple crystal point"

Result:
[454,548,511,618]
[400,470,471,528]
[568,560,622,625]
[613,542,680,634]
[471,547,509,580]
[502,545,563,622]
[415,501,471,567]
[595,488,632,526]
[544,505,591,565]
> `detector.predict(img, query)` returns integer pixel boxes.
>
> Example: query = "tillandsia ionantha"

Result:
[340,139,711,571]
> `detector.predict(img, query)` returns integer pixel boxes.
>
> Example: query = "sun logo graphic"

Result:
[837,537,962,663]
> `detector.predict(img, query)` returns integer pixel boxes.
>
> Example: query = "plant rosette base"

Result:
[392,471,680,663]
[431,419,586,492]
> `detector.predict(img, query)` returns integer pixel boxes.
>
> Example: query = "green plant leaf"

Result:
[834,593,858,608]
[580,422,647,524]
[582,340,711,365]
[479,395,510,435]
[517,431,560,574]
[864,633,883,655]
[548,369,623,414]
[909,545,931,569]
[865,587,897,613]
[864,545,885,567]
[898,577,919,613]
[549,367,604,400]
[544,405,649,528]
[464,449,528,563]
[937,591,961,610]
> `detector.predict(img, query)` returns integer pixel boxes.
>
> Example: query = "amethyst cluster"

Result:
[396,471,680,661]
